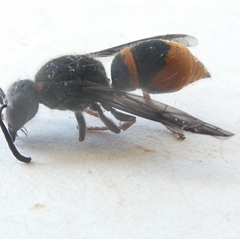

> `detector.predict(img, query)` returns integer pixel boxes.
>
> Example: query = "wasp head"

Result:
[5,79,39,141]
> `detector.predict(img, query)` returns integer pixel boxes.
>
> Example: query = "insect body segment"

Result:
[95,39,210,94]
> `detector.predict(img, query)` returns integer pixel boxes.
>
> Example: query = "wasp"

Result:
[0,34,234,163]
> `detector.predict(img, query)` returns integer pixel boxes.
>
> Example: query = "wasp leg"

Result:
[107,107,136,131]
[84,108,110,132]
[84,108,111,132]
[169,130,185,140]
[84,108,99,118]
[90,103,121,134]
[87,122,136,132]
[142,91,151,99]
[119,121,136,131]
[108,107,134,121]
[76,110,109,134]
[86,105,136,131]
[87,126,109,131]
[166,127,185,140]
[142,90,186,140]
[75,112,87,142]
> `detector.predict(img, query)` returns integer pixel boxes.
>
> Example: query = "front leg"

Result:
[75,112,86,142]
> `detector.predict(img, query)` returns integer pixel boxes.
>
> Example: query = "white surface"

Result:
[0,1,240,238]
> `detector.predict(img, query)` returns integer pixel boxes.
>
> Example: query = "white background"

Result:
[0,0,239,238]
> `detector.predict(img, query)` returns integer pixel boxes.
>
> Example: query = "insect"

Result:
[0,34,234,163]
[89,34,210,96]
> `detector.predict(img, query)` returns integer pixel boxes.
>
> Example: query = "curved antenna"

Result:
[0,104,31,163]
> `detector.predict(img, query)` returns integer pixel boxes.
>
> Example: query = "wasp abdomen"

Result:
[148,41,210,93]
[111,40,210,94]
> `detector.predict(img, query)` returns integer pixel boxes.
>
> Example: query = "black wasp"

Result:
[0,34,234,163]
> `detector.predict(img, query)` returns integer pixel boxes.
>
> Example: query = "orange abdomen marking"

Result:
[149,41,210,93]
[120,47,139,90]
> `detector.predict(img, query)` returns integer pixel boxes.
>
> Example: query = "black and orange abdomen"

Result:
[111,40,210,94]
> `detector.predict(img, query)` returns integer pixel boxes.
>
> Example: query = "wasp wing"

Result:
[88,34,198,57]
[77,85,233,137]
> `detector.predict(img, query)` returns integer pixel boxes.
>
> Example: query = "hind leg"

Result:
[142,90,185,140]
